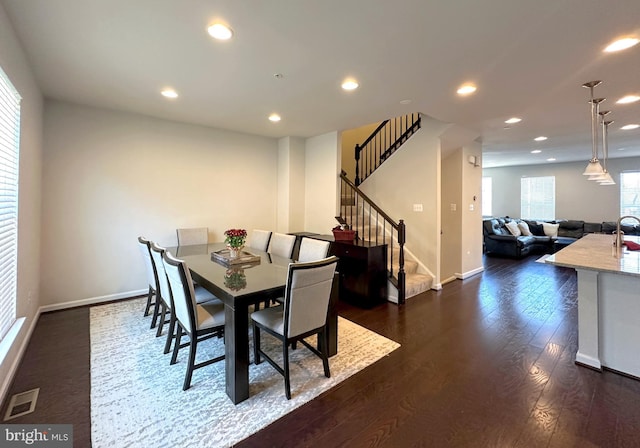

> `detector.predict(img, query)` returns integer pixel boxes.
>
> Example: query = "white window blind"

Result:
[521,176,555,220]
[482,177,492,216]
[0,66,21,342]
[620,171,640,220]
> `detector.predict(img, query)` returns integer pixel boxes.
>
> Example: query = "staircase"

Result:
[338,172,434,304]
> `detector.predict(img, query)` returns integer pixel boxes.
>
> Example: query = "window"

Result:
[620,171,640,221]
[521,176,555,220]
[0,67,20,342]
[482,177,492,216]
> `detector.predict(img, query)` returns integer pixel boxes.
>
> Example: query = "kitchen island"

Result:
[545,233,640,379]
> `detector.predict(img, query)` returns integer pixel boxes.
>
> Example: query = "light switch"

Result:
[450,203,457,211]
[413,203,423,212]
[469,204,474,211]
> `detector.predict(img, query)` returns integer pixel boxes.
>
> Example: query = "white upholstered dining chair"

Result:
[137,236,159,324]
[176,227,209,246]
[251,256,338,399]
[297,237,331,263]
[267,232,296,259]
[247,229,272,252]
[162,250,226,391]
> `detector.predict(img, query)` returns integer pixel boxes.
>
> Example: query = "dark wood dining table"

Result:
[171,242,338,404]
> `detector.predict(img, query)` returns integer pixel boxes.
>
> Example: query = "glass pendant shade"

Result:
[583,160,604,176]
[598,172,615,184]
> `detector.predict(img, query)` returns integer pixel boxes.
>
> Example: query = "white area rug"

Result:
[535,254,551,263]
[90,298,400,448]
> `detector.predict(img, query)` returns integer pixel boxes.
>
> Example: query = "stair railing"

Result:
[338,170,406,304]
[355,113,421,186]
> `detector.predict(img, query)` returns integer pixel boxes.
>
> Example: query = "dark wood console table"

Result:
[289,233,388,308]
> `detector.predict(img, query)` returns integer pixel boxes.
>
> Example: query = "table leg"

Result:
[326,273,339,357]
[224,302,250,404]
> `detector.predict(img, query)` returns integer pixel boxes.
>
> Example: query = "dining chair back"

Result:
[251,256,338,399]
[248,229,272,252]
[162,250,225,390]
[297,237,331,263]
[150,242,180,353]
[267,232,296,259]
[137,236,159,323]
[176,227,208,246]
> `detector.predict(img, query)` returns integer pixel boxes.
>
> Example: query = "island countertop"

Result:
[545,233,640,277]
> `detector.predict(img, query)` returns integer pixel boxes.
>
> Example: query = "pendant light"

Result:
[597,116,615,185]
[582,81,606,177]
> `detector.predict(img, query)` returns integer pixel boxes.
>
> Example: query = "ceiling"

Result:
[2,0,639,168]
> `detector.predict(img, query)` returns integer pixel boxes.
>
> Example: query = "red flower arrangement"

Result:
[224,228,247,248]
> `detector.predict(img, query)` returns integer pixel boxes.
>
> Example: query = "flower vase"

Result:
[227,245,244,259]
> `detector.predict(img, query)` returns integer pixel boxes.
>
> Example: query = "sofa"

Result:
[482,217,640,258]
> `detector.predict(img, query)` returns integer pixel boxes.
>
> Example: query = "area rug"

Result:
[90,298,400,448]
[535,254,551,263]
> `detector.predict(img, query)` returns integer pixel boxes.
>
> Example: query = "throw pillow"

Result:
[518,221,532,236]
[541,222,559,237]
[505,220,522,236]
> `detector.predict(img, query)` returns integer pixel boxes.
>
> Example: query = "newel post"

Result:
[397,219,406,305]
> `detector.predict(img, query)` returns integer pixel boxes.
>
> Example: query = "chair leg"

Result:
[321,329,331,378]
[283,338,291,400]
[156,302,167,337]
[144,286,154,316]
[163,312,176,354]
[183,338,197,391]
[171,324,182,365]
[150,293,162,329]
[252,324,261,365]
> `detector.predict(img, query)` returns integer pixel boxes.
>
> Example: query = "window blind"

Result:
[620,171,640,221]
[521,176,555,220]
[0,66,21,342]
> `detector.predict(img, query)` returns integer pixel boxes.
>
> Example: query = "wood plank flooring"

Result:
[3,254,640,447]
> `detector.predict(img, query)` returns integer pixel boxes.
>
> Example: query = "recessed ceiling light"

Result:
[268,113,281,122]
[621,124,639,130]
[207,23,233,40]
[341,79,359,91]
[547,158,556,162]
[399,99,412,105]
[456,84,477,96]
[604,37,639,52]
[505,117,522,124]
[531,150,542,154]
[617,95,640,104]
[534,136,547,141]
[161,88,178,99]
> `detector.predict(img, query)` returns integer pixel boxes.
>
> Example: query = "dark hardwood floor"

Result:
[3,255,640,447]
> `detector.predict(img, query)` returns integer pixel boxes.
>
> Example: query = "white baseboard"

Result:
[431,283,443,290]
[455,266,484,280]
[440,276,457,286]
[39,289,147,313]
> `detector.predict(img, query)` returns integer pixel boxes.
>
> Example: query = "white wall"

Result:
[359,115,450,285]
[483,157,640,222]
[304,131,340,234]
[460,143,483,276]
[0,3,44,401]
[277,137,305,233]
[41,100,279,306]
[441,149,462,281]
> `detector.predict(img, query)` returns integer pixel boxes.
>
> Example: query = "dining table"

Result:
[170,242,339,404]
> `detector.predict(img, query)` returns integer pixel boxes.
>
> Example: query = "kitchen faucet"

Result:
[615,215,640,249]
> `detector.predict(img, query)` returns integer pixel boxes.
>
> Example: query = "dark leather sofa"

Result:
[483,217,640,258]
